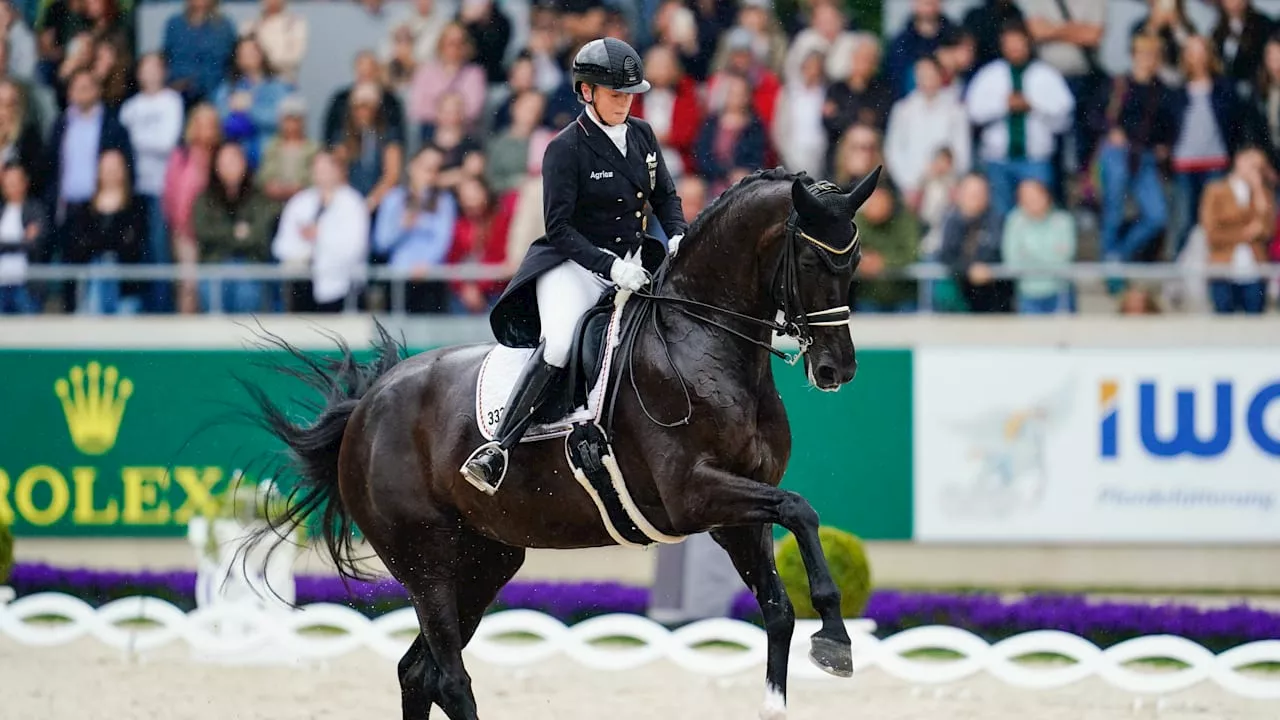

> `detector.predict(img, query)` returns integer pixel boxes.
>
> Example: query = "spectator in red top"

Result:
[446,176,510,314]
[631,45,702,178]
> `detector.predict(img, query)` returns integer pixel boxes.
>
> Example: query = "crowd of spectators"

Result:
[0,0,1277,317]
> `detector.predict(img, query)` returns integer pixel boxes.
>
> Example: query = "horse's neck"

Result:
[656,223,783,379]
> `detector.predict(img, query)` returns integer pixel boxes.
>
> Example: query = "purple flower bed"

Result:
[7,562,1280,652]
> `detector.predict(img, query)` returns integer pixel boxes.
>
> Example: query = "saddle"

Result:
[474,288,624,444]
[472,287,686,548]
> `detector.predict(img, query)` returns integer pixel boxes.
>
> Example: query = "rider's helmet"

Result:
[571,37,650,101]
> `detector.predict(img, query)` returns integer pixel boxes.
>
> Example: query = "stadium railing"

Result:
[14,262,1280,315]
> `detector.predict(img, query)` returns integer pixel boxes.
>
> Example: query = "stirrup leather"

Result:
[461,442,507,495]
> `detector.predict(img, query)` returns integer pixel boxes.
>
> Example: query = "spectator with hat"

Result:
[257,92,315,206]
[711,0,787,77]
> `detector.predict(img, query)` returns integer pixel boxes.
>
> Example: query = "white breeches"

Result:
[535,258,611,367]
[537,246,643,368]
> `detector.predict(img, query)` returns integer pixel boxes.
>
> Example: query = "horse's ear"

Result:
[846,166,882,214]
[791,177,828,219]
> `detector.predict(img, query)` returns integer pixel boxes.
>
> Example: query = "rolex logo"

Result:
[54,361,133,455]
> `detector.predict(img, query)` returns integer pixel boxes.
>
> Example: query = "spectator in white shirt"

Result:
[0,0,36,82]
[239,0,308,83]
[272,150,370,312]
[119,53,184,313]
[964,19,1074,219]
[884,54,971,210]
[772,48,829,178]
[0,162,44,314]
[383,0,450,67]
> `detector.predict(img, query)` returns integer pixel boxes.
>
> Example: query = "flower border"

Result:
[6,562,1279,652]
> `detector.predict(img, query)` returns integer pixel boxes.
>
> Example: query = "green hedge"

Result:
[775,526,873,618]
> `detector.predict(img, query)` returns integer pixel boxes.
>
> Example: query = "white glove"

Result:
[609,258,648,292]
[667,234,684,256]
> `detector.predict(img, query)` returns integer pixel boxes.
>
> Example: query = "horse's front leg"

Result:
[670,465,853,677]
[710,524,794,719]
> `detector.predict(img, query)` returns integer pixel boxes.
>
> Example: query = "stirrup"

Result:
[460,442,507,496]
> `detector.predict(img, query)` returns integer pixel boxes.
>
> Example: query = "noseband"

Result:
[773,200,860,363]
[616,185,860,429]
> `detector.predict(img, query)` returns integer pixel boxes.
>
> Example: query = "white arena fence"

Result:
[17,260,1280,316]
[2,589,1278,700]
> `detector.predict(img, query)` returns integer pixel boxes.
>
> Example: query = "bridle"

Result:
[610,181,861,429]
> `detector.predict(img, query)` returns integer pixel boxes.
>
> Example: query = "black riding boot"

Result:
[460,345,564,494]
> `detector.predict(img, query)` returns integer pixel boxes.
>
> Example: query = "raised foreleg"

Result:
[669,466,853,677]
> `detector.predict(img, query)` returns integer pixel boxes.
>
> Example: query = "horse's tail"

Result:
[235,318,406,585]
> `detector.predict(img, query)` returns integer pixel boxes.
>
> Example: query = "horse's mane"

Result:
[683,167,806,246]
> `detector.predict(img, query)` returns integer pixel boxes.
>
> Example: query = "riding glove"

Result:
[667,234,684,256]
[609,258,648,291]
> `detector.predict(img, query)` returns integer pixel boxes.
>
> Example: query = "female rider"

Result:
[461,37,688,494]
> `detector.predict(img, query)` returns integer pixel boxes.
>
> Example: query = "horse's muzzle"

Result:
[813,358,856,390]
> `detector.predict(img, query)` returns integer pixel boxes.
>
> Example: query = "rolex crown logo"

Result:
[54,361,133,455]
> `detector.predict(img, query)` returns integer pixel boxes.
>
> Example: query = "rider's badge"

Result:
[645,152,657,190]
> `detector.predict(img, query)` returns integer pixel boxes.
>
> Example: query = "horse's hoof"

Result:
[758,684,786,720]
[808,636,853,678]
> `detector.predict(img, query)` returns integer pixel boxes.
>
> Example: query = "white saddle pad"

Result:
[475,292,630,443]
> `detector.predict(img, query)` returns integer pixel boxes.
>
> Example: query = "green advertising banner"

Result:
[0,350,327,537]
[0,348,913,539]
[774,350,913,541]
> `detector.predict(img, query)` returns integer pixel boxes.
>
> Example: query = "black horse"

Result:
[241,166,879,720]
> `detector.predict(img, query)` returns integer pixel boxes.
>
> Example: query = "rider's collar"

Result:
[584,104,629,152]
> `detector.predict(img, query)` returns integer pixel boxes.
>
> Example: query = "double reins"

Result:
[606,207,858,430]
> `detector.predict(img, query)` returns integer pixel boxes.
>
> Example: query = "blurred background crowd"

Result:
[0,0,1278,318]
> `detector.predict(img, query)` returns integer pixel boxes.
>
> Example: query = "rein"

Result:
[606,197,859,431]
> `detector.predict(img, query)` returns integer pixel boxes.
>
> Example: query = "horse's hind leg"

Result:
[397,527,526,720]
[455,530,526,643]
[711,525,794,720]
[399,633,436,719]
[394,527,480,720]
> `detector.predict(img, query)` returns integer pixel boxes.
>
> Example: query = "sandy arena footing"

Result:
[2,639,1274,720]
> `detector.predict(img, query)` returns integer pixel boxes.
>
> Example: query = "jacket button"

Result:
[635,232,642,238]
[615,216,620,220]
[636,192,643,198]
[615,237,621,242]
[635,211,642,217]
[616,198,622,203]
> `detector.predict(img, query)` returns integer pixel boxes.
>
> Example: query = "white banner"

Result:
[913,348,1280,542]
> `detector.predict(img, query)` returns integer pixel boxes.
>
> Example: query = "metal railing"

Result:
[8,261,1280,316]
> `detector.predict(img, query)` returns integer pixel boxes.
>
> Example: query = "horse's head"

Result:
[783,166,879,391]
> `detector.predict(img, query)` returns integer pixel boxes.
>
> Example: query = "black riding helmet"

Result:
[571,37,650,102]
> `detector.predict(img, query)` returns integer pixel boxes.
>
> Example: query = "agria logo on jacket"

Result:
[1099,379,1280,459]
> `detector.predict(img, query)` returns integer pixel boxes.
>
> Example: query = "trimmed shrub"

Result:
[775,526,872,619]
